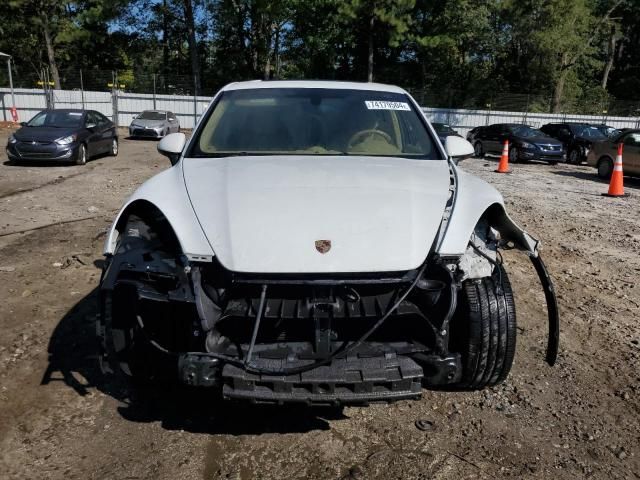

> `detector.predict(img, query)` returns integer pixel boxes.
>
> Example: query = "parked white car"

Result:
[128,110,180,138]
[99,80,558,405]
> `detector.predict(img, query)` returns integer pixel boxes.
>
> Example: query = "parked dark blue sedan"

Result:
[6,109,118,165]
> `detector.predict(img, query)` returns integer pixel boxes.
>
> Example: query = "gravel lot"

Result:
[0,127,639,479]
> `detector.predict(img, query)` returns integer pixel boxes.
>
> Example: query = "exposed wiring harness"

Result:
[137,261,432,376]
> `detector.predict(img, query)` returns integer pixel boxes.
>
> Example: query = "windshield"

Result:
[570,124,606,139]
[510,125,544,138]
[191,88,438,158]
[27,111,84,128]
[138,111,166,120]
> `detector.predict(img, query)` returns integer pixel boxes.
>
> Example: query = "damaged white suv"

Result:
[99,81,558,405]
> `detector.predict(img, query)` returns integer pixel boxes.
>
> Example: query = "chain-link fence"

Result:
[3,67,640,116]
[409,89,640,117]
[1,68,209,96]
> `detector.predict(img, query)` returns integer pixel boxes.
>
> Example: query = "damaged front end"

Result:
[100,241,477,404]
[99,208,559,406]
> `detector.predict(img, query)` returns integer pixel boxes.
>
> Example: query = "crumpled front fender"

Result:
[436,168,539,256]
[103,166,215,261]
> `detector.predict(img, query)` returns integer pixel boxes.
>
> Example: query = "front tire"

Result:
[508,146,519,163]
[474,141,484,158]
[110,137,118,156]
[597,157,613,179]
[452,265,517,389]
[75,143,87,165]
[568,148,581,164]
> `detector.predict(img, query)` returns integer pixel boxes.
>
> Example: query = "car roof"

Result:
[141,110,168,113]
[42,109,87,114]
[221,80,407,94]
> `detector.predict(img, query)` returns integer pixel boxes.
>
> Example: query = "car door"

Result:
[555,126,572,151]
[96,112,115,152]
[478,125,495,152]
[485,125,504,153]
[622,132,640,175]
[167,111,180,132]
[84,111,105,156]
[496,125,511,152]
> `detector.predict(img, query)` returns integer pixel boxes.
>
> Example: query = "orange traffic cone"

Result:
[602,143,629,197]
[495,139,511,173]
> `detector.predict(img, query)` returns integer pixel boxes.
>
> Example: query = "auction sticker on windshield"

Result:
[365,101,411,111]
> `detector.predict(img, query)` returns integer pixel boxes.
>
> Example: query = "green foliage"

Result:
[0,0,637,113]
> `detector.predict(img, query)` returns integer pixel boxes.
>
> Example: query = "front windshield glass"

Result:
[510,125,544,138]
[191,88,438,158]
[27,111,84,127]
[138,111,166,120]
[570,124,606,139]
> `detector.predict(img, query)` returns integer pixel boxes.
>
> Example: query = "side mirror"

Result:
[20,121,27,127]
[86,123,97,130]
[444,135,474,163]
[158,132,186,165]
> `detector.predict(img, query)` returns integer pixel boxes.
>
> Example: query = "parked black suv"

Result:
[539,123,608,164]
[469,123,564,164]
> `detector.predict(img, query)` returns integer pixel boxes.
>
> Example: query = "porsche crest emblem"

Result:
[315,240,331,254]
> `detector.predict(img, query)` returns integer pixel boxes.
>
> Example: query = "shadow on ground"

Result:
[41,286,348,435]
[551,170,640,190]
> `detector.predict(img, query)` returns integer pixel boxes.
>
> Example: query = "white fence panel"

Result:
[0,87,47,122]
[4,87,640,135]
[117,92,212,129]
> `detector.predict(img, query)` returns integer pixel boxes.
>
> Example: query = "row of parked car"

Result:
[5,109,180,165]
[433,121,639,178]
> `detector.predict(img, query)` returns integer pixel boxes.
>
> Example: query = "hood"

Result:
[14,126,79,142]
[182,155,451,273]
[131,119,165,127]
[514,135,562,146]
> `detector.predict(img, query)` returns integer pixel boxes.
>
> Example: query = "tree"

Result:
[338,0,415,82]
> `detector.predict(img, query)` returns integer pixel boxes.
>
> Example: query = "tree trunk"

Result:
[367,15,375,82]
[551,53,570,113]
[601,25,617,90]
[273,26,281,78]
[162,0,170,77]
[41,15,60,89]
[183,0,201,95]
[551,71,568,113]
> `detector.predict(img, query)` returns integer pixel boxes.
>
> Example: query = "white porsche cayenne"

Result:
[100,80,558,405]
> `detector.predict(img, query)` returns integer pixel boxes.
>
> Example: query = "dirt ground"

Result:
[0,127,639,480]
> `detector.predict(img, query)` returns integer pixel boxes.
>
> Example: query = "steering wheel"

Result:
[347,129,392,150]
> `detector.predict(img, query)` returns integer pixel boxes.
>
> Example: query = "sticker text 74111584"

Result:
[364,101,411,111]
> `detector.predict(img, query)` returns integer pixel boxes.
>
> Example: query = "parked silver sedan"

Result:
[128,110,180,138]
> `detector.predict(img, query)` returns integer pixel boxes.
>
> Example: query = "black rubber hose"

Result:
[530,254,559,366]
[134,261,430,376]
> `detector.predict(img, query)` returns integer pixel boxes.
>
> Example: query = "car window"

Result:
[97,112,110,126]
[87,112,101,126]
[511,126,543,138]
[168,112,176,120]
[623,133,640,146]
[138,111,167,120]
[557,127,571,138]
[191,88,439,159]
